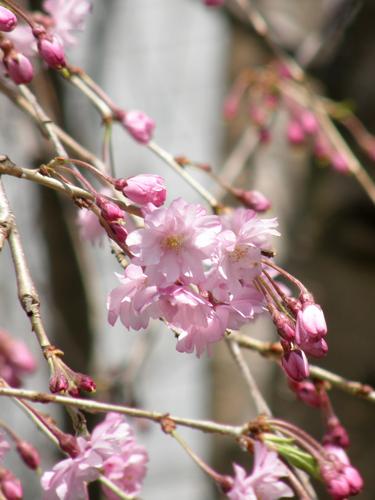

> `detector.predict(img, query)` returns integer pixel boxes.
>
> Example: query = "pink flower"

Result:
[126,198,221,285]
[0,6,17,32]
[43,0,92,48]
[41,413,148,500]
[296,303,327,340]
[322,446,363,500]
[107,265,160,330]
[77,208,105,245]
[160,286,212,330]
[281,348,309,382]
[216,208,279,284]
[122,110,155,144]
[287,120,305,145]
[300,111,319,135]
[227,442,293,499]
[120,174,167,207]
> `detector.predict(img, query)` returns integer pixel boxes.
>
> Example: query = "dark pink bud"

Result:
[110,222,127,244]
[57,433,80,458]
[0,6,17,32]
[287,120,305,145]
[330,152,349,174]
[296,303,327,340]
[96,197,124,221]
[76,373,96,393]
[37,36,66,69]
[4,53,34,84]
[326,476,351,500]
[122,174,167,207]
[324,418,350,449]
[49,374,69,393]
[233,189,271,213]
[300,111,319,135]
[344,466,363,495]
[281,349,309,382]
[273,312,295,342]
[204,0,225,5]
[16,441,40,470]
[289,380,324,408]
[301,337,328,358]
[0,470,23,500]
[122,110,155,144]
[258,127,271,143]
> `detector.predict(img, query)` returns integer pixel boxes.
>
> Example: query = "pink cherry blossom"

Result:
[37,35,66,68]
[107,264,160,330]
[0,329,36,387]
[322,446,363,499]
[287,119,305,145]
[41,413,148,500]
[3,52,34,85]
[296,303,327,341]
[0,6,17,33]
[43,0,92,47]
[227,442,293,499]
[216,208,279,284]
[126,198,221,286]
[281,348,309,382]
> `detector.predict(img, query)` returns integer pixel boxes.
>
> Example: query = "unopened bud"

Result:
[296,303,327,341]
[16,441,40,470]
[287,120,305,145]
[300,111,318,135]
[330,152,349,174]
[37,36,66,69]
[122,110,155,144]
[110,222,127,244]
[58,433,80,457]
[122,174,166,207]
[0,6,17,32]
[96,196,124,222]
[281,349,309,382]
[289,380,325,408]
[233,189,271,213]
[3,53,34,85]
[76,373,96,393]
[49,374,69,393]
[0,470,23,499]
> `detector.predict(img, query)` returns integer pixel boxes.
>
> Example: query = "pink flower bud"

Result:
[121,174,167,207]
[110,222,127,244]
[16,441,40,470]
[344,466,363,495]
[326,476,351,500]
[287,120,305,145]
[96,196,124,221]
[0,470,23,499]
[330,152,349,174]
[273,312,295,342]
[122,110,155,144]
[281,349,309,382]
[204,0,225,5]
[76,373,96,392]
[301,337,328,358]
[300,111,319,135]
[289,380,324,407]
[37,36,66,69]
[57,433,80,458]
[324,418,350,449]
[4,53,34,84]
[233,189,271,213]
[9,340,36,372]
[297,303,327,339]
[49,374,69,393]
[0,6,17,32]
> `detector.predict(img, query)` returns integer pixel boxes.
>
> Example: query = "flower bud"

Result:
[0,6,17,32]
[281,349,309,382]
[287,120,305,145]
[49,374,69,393]
[16,441,40,470]
[122,110,155,144]
[3,53,34,85]
[301,337,328,358]
[289,380,324,408]
[121,174,167,207]
[330,152,349,174]
[96,196,124,221]
[76,373,96,393]
[37,36,66,69]
[300,111,318,135]
[110,222,127,244]
[296,303,327,341]
[323,418,350,449]
[233,189,271,213]
[204,0,225,5]
[344,466,363,495]
[0,470,23,500]
[57,433,80,458]
[273,312,295,342]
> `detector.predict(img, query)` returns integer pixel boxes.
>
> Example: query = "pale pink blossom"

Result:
[287,119,305,145]
[227,442,293,499]
[6,26,35,57]
[300,110,319,135]
[77,208,105,245]
[126,198,221,285]
[216,208,279,284]
[107,265,159,330]
[41,413,148,500]
[120,174,167,207]
[43,0,92,47]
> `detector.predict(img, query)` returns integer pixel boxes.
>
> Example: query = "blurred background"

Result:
[0,0,374,498]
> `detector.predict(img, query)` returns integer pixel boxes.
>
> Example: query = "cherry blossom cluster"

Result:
[41,412,148,500]
[0,0,91,84]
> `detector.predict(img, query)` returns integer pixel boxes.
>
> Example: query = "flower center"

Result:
[229,245,247,262]
[164,234,184,251]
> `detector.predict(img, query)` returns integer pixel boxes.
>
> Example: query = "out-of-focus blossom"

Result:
[122,110,155,144]
[43,0,92,47]
[77,208,105,245]
[0,469,23,500]
[0,329,36,387]
[226,442,293,499]
[287,120,305,145]
[0,6,17,32]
